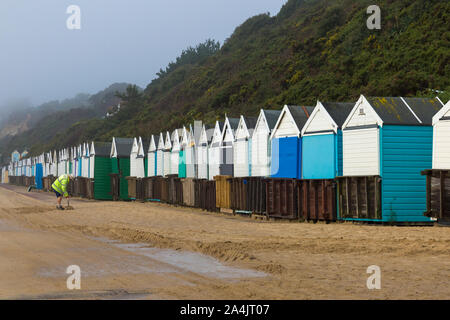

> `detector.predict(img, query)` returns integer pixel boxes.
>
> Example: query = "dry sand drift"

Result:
[0,184,448,299]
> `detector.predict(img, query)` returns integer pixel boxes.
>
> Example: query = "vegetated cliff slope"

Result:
[4,0,450,156]
[0,83,130,156]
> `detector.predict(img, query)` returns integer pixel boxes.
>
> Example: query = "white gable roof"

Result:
[180,126,189,147]
[90,142,95,155]
[221,117,236,144]
[235,115,251,140]
[84,142,90,157]
[157,133,165,150]
[110,137,118,158]
[199,124,208,145]
[211,121,223,146]
[432,101,450,126]
[148,135,157,153]
[187,124,195,148]
[342,95,384,130]
[131,137,139,155]
[137,137,145,157]
[172,129,181,151]
[301,101,339,135]
[164,131,172,150]
[253,109,270,137]
[270,105,299,139]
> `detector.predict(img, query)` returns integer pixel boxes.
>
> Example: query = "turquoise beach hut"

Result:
[340,95,443,222]
[301,101,354,179]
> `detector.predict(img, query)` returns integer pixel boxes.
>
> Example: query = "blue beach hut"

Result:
[270,105,314,179]
[35,161,43,189]
[77,144,83,177]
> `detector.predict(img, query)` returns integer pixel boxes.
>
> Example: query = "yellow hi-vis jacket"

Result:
[52,174,70,197]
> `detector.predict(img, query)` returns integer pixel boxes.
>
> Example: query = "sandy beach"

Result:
[0,184,448,300]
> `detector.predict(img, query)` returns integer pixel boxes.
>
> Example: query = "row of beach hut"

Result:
[3,95,450,224]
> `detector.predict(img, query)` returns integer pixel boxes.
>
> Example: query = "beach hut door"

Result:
[220,145,234,176]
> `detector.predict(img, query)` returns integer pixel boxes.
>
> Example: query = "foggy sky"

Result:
[0,0,284,109]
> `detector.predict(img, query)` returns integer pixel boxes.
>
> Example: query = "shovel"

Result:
[65,197,75,210]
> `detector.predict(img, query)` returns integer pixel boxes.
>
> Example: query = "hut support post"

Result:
[355,178,360,217]
[321,181,325,217]
[425,171,431,216]
[375,177,381,220]
[345,177,350,217]
[440,171,446,220]
[364,176,369,218]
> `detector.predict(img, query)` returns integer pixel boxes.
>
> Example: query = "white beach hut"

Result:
[81,142,90,178]
[56,150,63,176]
[65,148,71,175]
[147,135,157,177]
[156,133,165,176]
[130,137,139,177]
[432,101,450,169]
[251,109,282,177]
[233,116,257,177]
[26,158,32,177]
[219,116,240,176]
[136,137,146,178]
[197,124,214,180]
[208,120,224,180]
[163,131,172,177]
[186,121,202,178]
[170,129,183,176]
[50,150,58,177]
[72,147,78,176]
